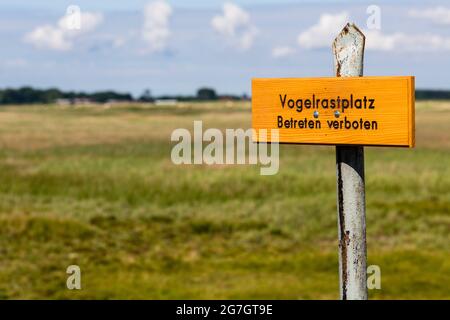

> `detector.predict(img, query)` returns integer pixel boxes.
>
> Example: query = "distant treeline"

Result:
[0,87,246,105]
[0,87,133,105]
[415,90,450,100]
[0,87,447,105]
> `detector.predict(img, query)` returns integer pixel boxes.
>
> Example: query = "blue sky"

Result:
[1,1,450,96]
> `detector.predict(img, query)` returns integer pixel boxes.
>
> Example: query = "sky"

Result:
[1,0,450,97]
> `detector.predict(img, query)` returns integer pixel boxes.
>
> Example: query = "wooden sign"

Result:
[252,76,415,147]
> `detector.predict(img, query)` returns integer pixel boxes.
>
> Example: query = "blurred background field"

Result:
[0,101,448,299]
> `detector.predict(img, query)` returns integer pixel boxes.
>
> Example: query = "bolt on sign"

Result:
[252,76,415,147]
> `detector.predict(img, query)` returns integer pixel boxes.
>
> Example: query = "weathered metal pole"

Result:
[333,23,368,300]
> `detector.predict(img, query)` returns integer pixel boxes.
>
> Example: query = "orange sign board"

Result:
[252,76,415,147]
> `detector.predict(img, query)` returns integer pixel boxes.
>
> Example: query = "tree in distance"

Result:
[197,87,217,101]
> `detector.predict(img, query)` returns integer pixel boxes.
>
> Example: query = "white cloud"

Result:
[298,12,349,49]
[59,12,103,36]
[142,0,173,53]
[409,6,450,25]
[272,46,296,58]
[211,2,258,50]
[366,30,450,52]
[295,11,450,52]
[24,12,103,51]
[25,25,71,51]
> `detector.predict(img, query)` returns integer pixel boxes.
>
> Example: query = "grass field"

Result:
[0,101,448,299]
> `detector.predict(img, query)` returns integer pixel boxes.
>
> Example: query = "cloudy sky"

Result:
[1,0,450,96]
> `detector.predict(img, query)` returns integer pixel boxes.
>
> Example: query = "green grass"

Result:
[0,101,448,299]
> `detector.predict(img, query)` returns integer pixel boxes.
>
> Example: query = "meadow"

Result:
[0,101,448,299]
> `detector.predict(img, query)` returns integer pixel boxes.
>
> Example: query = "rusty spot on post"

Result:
[336,62,342,77]
[343,25,349,35]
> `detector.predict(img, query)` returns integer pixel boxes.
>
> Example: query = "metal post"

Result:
[333,23,368,300]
